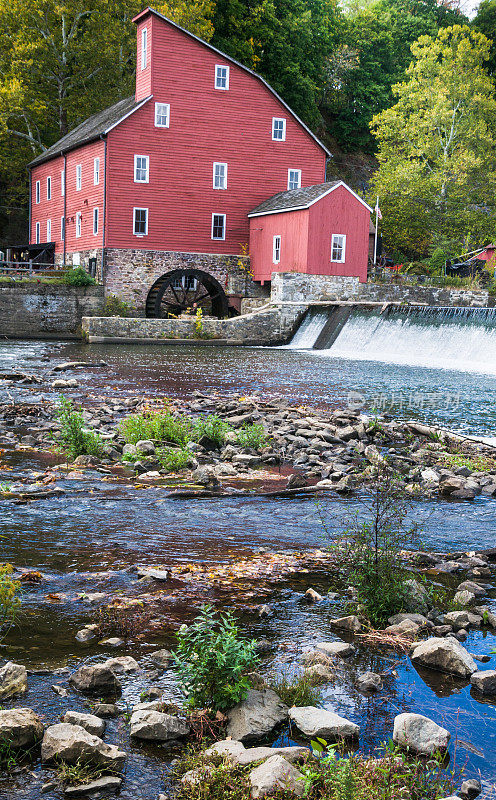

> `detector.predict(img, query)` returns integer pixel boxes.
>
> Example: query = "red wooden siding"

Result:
[135,17,152,101]
[30,155,64,248]
[249,210,309,282]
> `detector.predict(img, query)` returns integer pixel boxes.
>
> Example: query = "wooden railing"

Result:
[0,261,71,278]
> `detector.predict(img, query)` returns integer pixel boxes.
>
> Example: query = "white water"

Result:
[287,309,330,349]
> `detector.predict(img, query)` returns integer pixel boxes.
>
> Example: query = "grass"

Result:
[438,452,496,472]
[56,757,115,786]
[55,396,103,460]
[270,670,323,707]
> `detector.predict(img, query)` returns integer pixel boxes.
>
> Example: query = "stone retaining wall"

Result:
[0,284,104,338]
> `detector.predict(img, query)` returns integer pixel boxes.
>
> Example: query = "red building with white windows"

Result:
[28,7,370,315]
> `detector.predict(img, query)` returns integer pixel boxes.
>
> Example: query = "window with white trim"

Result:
[215,64,229,90]
[211,213,226,240]
[213,162,227,190]
[35,181,40,204]
[134,155,149,183]
[47,219,51,241]
[273,235,281,264]
[76,212,82,238]
[61,216,65,241]
[76,164,82,191]
[35,222,40,244]
[47,176,52,200]
[93,207,99,235]
[155,102,170,127]
[288,169,301,190]
[94,158,100,185]
[61,170,65,196]
[133,207,148,236]
[141,27,147,70]
[272,117,286,141]
[331,234,346,263]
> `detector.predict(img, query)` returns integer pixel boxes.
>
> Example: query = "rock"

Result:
[304,664,335,682]
[130,710,190,741]
[206,740,310,766]
[470,670,496,695]
[63,776,123,797]
[62,712,105,737]
[388,613,429,627]
[403,579,430,614]
[439,476,467,496]
[329,615,361,633]
[459,778,482,799]
[453,591,476,606]
[227,689,288,743]
[304,588,322,603]
[0,708,43,747]
[205,739,246,762]
[0,661,28,699]
[444,611,482,630]
[249,754,305,798]
[421,468,440,484]
[192,465,219,486]
[181,766,214,786]
[103,656,139,674]
[286,473,307,489]
[137,566,170,581]
[69,664,121,696]
[149,649,173,668]
[52,378,78,388]
[92,704,118,718]
[356,672,382,693]
[135,440,155,455]
[457,581,486,597]
[392,712,450,756]
[315,642,354,658]
[411,637,477,677]
[365,444,386,466]
[41,723,125,767]
[99,637,124,648]
[258,604,271,618]
[289,706,359,740]
[122,444,137,456]
[75,627,97,643]
[52,685,69,697]
[384,619,420,637]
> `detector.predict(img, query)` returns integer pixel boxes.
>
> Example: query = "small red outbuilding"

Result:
[248,181,372,284]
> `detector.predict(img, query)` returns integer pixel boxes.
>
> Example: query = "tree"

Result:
[370,25,496,258]
[473,0,496,75]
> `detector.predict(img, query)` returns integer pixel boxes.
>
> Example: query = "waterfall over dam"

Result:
[288,305,496,376]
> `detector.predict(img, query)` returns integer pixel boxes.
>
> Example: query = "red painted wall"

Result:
[250,185,370,283]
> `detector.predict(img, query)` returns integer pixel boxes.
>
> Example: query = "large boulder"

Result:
[62,711,105,737]
[249,755,305,798]
[289,706,359,740]
[227,689,288,743]
[0,662,28,699]
[393,713,450,756]
[41,723,126,768]
[130,709,190,741]
[0,708,43,748]
[470,670,496,696]
[69,664,121,696]
[411,637,477,677]
[457,581,486,597]
[102,656,139,674]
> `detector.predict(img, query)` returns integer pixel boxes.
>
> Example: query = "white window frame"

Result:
[272,117,286,141]
[273,235,281,264]
[211,213,226,241]
[35,181,40,204]
[76,164,82,191]
[93,207,99,236]
[47,176,52,200]
[215,64,230,90]
[61,169,65,196]
[141,27,147,70]
[213,162,227,190]
[331,233,346,263]
[288,169,301,190]
[155,102,170,128]
[133,207,148,236]
[94,157,100,185]
[76,211,82,238]
[134,154,149,183]
[61,216,65,241]
[47,219,51,241]
[35,222,40,244]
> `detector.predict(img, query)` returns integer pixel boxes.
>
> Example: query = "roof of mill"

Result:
[249,182,341,216]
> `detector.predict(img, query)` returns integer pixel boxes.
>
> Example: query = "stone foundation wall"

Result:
[357,283,494,307]
[271,273,360,303]
[0,284,104,338]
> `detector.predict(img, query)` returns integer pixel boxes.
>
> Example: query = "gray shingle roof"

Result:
[248,182,341,216]
[29,95,150,167]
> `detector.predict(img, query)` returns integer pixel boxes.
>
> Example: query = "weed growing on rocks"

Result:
[193,415,232,447]
[157,447,191,471]
[55,397,103,459]
[236,423,268,450]
[119,409,193,446]
[270,670,323,708]
[56,757,114,786]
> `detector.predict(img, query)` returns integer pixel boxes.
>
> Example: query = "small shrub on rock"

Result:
[236,424,268,450]
[0,564,21,642]
[102,295,132,317]
[157,447,191,471]
[119,410,193,446]
[192,415,232,447]
[174,605,258,711]
[64,267,96,287]
[55,396,103,459]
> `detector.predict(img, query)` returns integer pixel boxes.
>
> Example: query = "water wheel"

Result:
[145,269,229,319]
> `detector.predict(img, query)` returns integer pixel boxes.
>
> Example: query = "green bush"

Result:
[55,397,103,459]
[193,415,232,447]
[119,410,193,446]
[429,247,446,273]
[236,423,268,450]
[102,295,132,317]
[174,605,258,711]
[64,267,96,286]
[157,447,191,471]
[0,563,21,643]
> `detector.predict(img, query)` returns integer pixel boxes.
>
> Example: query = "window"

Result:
[273,235,281,264]
[61,170,65,196]
[133,207,148,236]
[272,117,286,141]
[47,219,51,241]
[93,207,99,236]
[47,176,52,200]
[211,213,226,240]
[141,27,147,70]
[35,222,40,244]
[155,102,170,128]
[76,164,82,191]
[288,169,301,190]
[134,155,149,183]
[76,212,82,238]
[213,162,227,190]
[172,275,197,290]
[94,158,100,185]
[35,181,40,204]
[215,64,229,90]
[61,216,65,241]
[331,234,346,263]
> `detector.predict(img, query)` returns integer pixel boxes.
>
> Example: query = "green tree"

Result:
[473,0,496,75]
[370,25,496,258]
